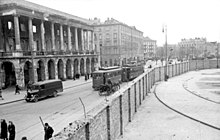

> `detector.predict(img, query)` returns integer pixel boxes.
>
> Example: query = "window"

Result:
[57,30,60,35]
[94,33,97,41]
[64,31,66,36]
[20,23,26,32]
[114,40,117,45]
[8,21,13,30]
[113,33,117,39]
[33,25,37,33]
[99,34,102,40]
[106,33,110,40]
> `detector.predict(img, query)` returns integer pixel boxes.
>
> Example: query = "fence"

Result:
[53,59,219,140]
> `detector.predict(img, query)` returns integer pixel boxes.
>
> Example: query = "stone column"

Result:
[33,67,38,83]
[81,29,84,51]
[15,67,25,88]
[45,63,49,80]
[86,31,89,51]
[51,22,55,51]
[28,18,34,51]
[0,18,3,52]
[91,31,94,51]
[89,58,92,74]
[84,57,87,74]
[14,15,21,51]
[75,28,78,51]
[40,20,45,51]
[78,59,81,75]
[60,24,64,51]
[67,25,72,51]
[70,63,73,79]
[55,62,58,79]
[63,62,66,80]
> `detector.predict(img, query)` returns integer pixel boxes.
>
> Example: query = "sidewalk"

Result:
[118,69,220,140]
[0,77,92,105]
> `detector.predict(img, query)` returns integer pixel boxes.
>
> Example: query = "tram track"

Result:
[153,83,220,131]
[182,78,220,104]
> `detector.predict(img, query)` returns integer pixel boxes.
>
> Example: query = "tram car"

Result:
[92,66,122,90]
[92,64,144,90]
[122,64,144,82]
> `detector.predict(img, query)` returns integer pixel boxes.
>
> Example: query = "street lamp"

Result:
[162,25,168,81]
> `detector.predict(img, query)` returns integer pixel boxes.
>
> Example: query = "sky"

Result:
[26,0,220,46]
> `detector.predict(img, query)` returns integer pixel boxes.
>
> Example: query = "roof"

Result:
[0,0,93,25]
[93,68,122,74]
[32,79,62,85]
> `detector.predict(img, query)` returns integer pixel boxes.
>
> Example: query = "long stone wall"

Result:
[53,60,219,140]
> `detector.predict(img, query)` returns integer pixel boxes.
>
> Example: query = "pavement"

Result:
[118,69,220,140]
[1,68,220,139]
[0,76,92,105]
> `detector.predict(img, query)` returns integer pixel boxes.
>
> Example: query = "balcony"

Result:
[0,50,97,58]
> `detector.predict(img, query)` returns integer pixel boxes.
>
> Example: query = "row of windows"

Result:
[101,47,119,54]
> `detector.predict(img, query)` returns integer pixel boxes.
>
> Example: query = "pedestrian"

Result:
[0,89,4,100]
[0,119,8,140]
[73,74,75,80]
[15,84,20,95]
[8,121,16,140]
[44,123,54,140]
[26,81,32,92]
[87,73,90,79]
[85,74,87,81]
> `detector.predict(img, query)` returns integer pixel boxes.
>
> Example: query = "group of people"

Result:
[0,119,16,140]
[0,119,54,140]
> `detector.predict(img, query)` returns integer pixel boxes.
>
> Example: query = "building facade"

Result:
[178,38,207,59]
[93,18,144,67]
[0,0,98,88]
[143,37,157,60]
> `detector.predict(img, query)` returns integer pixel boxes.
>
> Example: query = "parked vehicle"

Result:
[25,79,63,102]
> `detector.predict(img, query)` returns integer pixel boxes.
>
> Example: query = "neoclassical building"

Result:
[0,0,98,88]
[92,18,144,67]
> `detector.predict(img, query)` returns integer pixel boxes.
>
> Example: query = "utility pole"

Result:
[163,25,168,81]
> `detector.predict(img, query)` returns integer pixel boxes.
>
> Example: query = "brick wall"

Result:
[53,60,219,140]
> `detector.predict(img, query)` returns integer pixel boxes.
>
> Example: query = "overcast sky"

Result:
[26,0,220,46]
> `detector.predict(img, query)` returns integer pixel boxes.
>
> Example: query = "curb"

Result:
[0,98,25,106]
[153,83,220,131]
[0,81,92,106]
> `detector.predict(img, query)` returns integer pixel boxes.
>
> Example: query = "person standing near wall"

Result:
[44,123,54,140]
[8,121,16,140]
[0,119,8,140]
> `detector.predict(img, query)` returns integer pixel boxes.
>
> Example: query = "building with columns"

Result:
[143,37,157,60]
[0,0,98,88]
[92,18,144,67]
